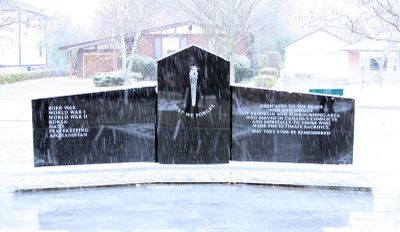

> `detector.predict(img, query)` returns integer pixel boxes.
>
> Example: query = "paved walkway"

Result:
[2,183,399,231]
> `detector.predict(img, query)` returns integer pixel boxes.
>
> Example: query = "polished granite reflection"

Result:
[1,184,394,231]
[232,86,355,164]
[157,45,231,164]
[32,87,157,166]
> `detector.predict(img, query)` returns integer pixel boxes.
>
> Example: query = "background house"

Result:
[344,39,400,84]
[283,29,349,80]
[58,38,119,79]
[59,21,249,79]
[0,5,48,73]
[283,28,400,86]
[137,21,208,59]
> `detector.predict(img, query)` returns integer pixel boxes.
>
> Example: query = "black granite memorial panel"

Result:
[157,45,231,164]
[231,86,354,164]
[32,87,156,167]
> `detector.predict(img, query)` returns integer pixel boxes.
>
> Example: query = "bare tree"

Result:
[0,0,48,67]
[165,0,263,57]
[162,0,265,83]
[0,0,18,53]
[305,0,400,42]
[96,0,153,81]
[304,0,400,86]
[0,0,18,30]
[0,0,47,32]
[348,0,400,42]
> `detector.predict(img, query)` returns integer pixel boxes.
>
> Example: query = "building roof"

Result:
[58,37,116,51]
[58,21,195,51]
[343,38,400,51]
[282,28,347,49]
[7,1,49,19]
[157,44,228,62]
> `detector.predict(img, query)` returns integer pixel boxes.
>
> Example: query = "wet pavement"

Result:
[2,183,398,231]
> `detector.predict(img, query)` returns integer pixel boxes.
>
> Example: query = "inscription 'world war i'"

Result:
[32,87,156,167]
[48,105,89,138]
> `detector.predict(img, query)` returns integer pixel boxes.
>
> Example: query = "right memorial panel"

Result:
[231,86,354,164]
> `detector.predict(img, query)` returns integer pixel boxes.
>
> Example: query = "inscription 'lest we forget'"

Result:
[245,103,340,136]
[48,105,89,138]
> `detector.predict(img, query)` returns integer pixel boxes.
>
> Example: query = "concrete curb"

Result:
[9,162,372,192]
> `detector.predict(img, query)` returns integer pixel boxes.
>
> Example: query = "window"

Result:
[387,58,397,72]
[360,52,398,72]
[369,58,379,71]
[154,36,187,59]
[39,43,42,57]
[162,37,180,57]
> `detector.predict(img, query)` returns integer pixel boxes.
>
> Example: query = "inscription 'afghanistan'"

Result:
[48,105,89,139]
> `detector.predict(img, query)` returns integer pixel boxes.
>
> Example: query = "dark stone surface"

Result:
[157,45,231,164]
[231,86,354,164]
[32,87,156,167]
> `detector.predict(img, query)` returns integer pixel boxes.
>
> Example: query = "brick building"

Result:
[59,21,249,78]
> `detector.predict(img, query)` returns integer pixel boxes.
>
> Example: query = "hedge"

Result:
[127,54,156,80]
[93,71,143,87]
[93,71,126,87]
[254,75,277,88]
[0,70,70,85]
[234,55,252,82]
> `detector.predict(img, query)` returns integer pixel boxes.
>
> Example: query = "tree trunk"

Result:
[126,32,141,81]
[378,59,384,87]
[119,29,129,81]
[230,61,235,85]
[117,0,129,82]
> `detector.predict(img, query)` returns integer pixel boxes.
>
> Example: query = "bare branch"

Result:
[162,0,262,58]
[0,1,18,29]
[305,0,400,42]
[371,0,400,33]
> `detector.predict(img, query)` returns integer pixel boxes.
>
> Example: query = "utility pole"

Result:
[18,7,21,66]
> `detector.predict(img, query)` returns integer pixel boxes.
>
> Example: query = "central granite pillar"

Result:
[157,45,231,164]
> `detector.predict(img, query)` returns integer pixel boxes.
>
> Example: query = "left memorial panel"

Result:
[32,87,157,167]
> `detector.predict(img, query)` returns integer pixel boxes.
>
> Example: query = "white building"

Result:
[344,38,400,84]
[283,29,349,80]
[0,5,47,73]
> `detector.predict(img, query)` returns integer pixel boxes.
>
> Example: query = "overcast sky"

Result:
[22,0,314,27]
[22,0,99,24]
[19,0,325,38]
